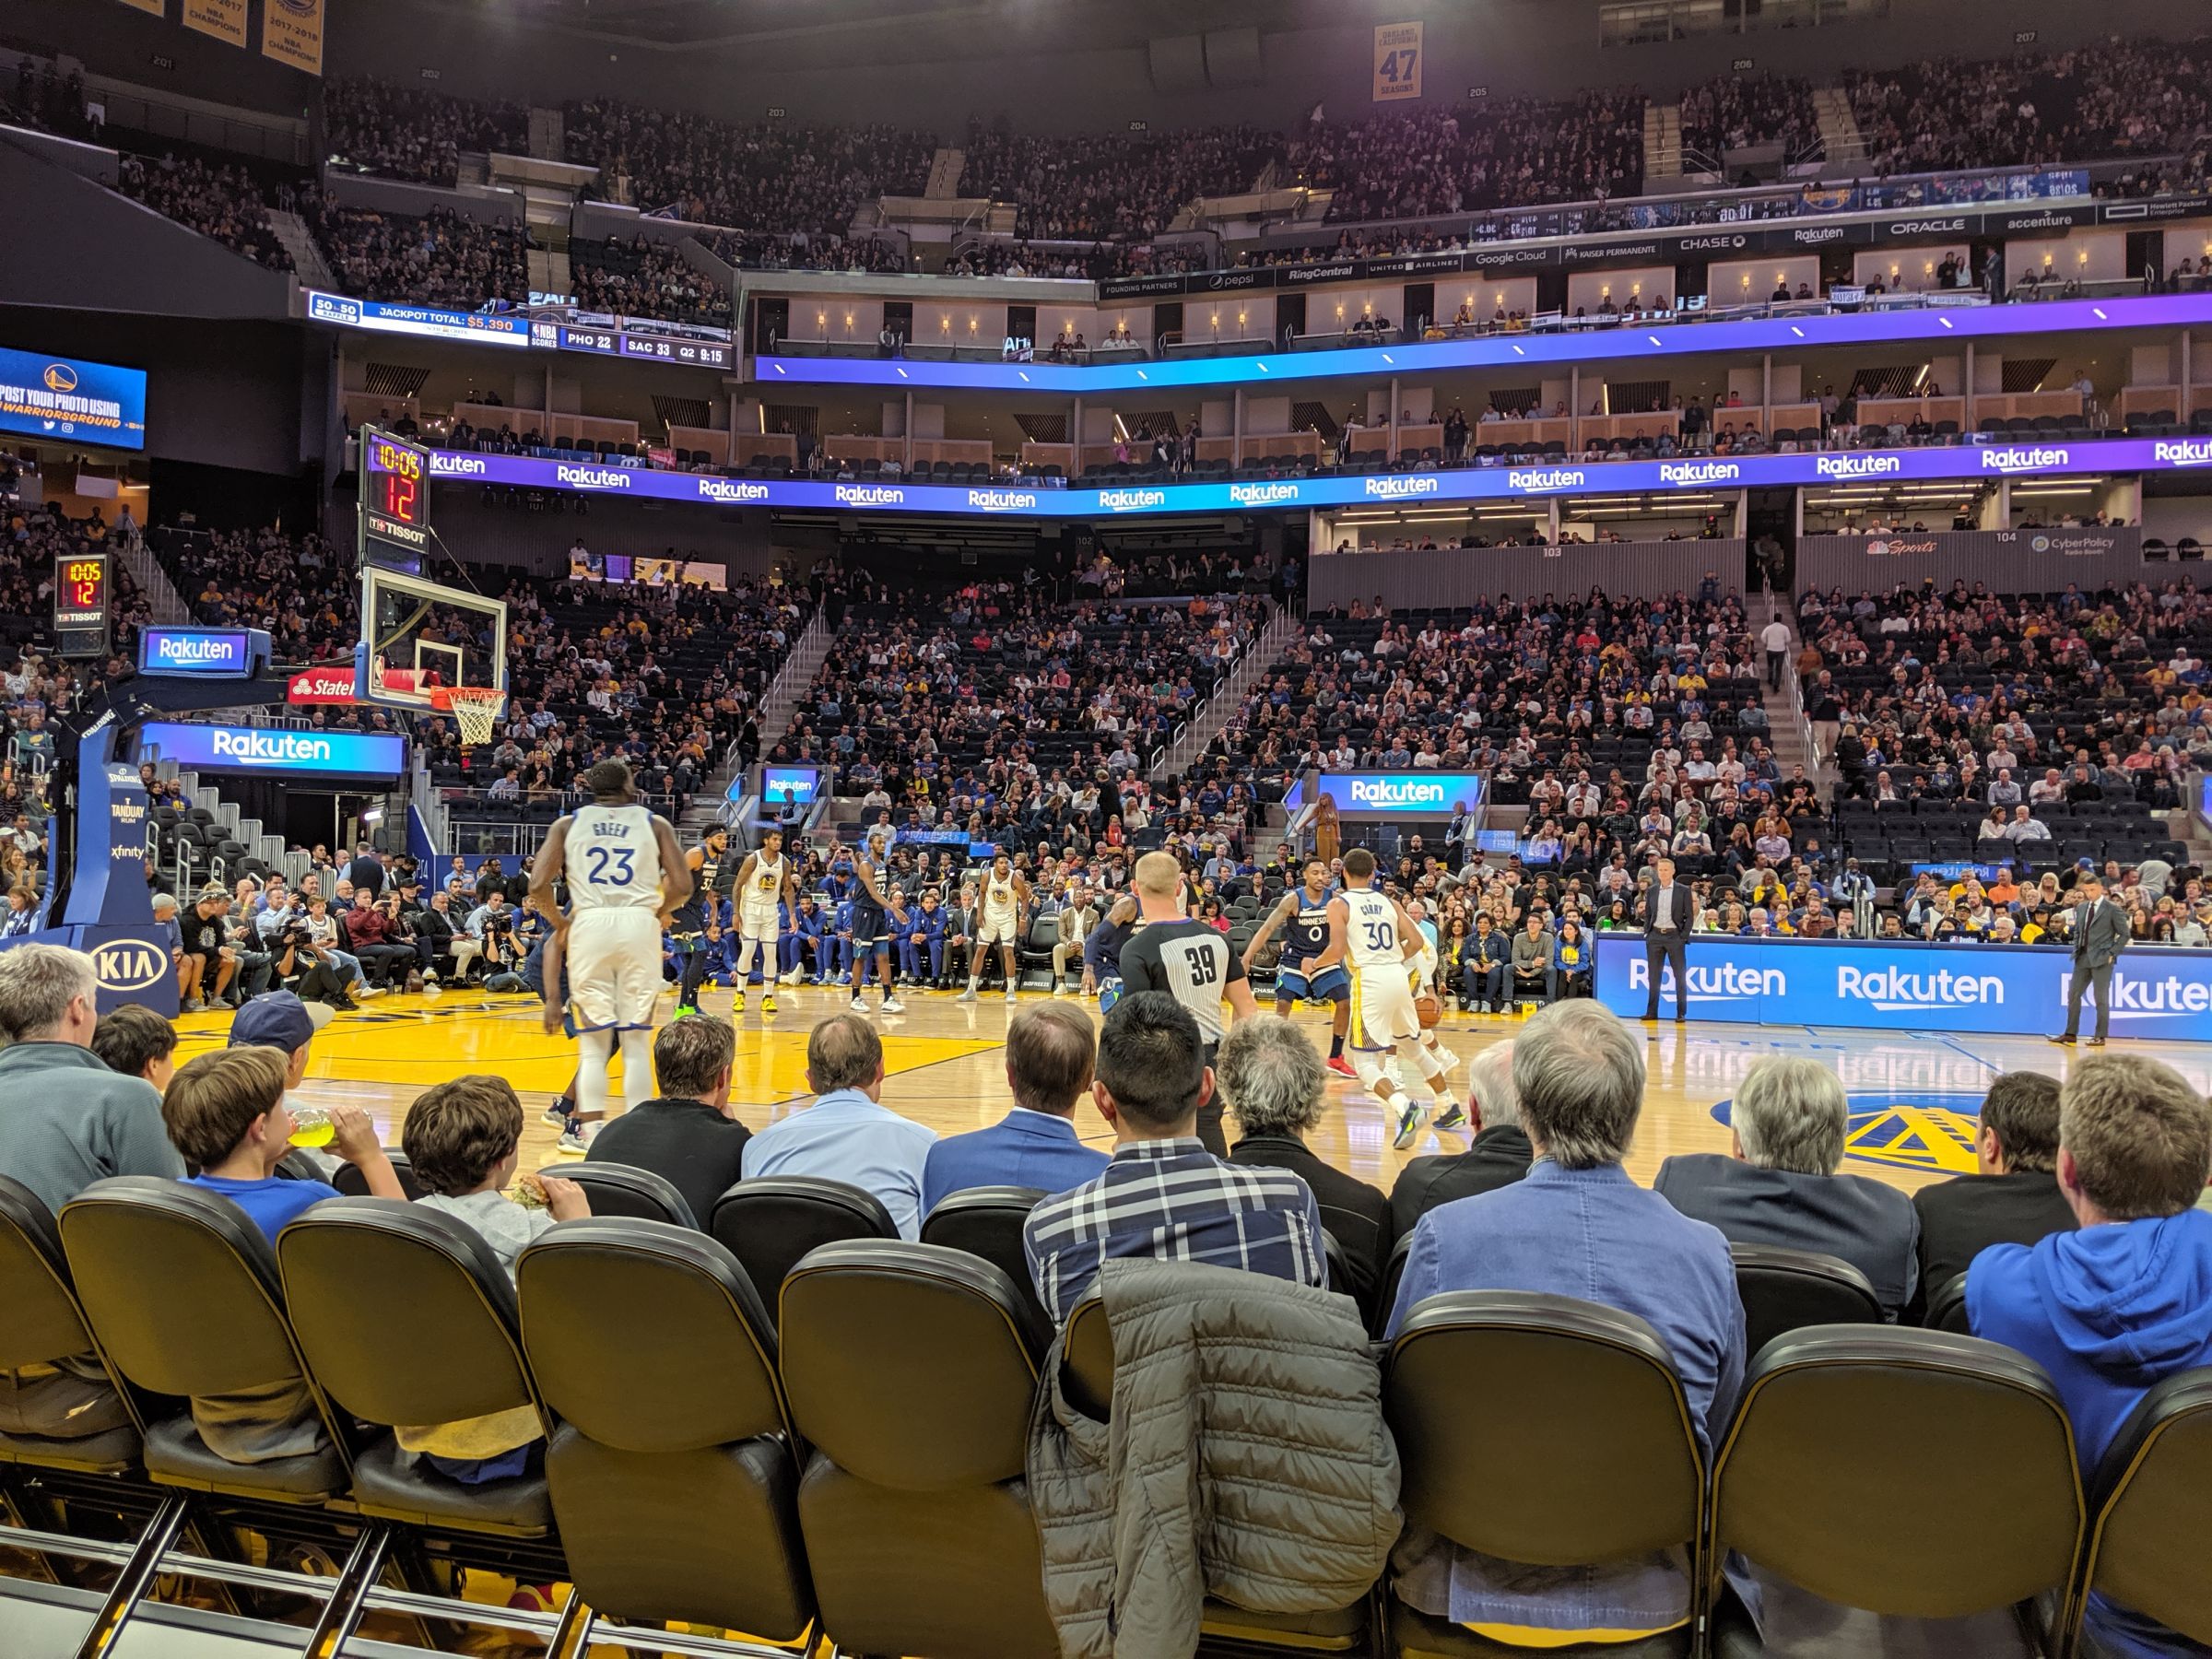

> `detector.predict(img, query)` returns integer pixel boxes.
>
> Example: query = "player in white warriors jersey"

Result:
[725,827,797,1017]
[1305,845,1453,1149]
[958,853,1032,1004]
[529,759,689,1152]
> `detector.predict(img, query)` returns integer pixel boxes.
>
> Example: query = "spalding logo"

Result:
[91,942,167,992]
[42,363,77,394]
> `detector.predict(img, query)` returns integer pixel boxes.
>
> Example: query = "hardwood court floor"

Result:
[170,983,2212,1194]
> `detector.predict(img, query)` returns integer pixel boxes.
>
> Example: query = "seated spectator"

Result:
[227,989,335,1112]
[88,1002,179,1091]
[166,1047,404,1238]
[1220,1013,1394,1315]
[400,1076,588,1482]
[1386,1002,1743,1645]
[583,1013,750,1225]
[1024,992,1324,1325]
[1509,915,1552,1005]
[1970,1055,2212,1659]
[921,1002,1108,1214]
[1656,1055,1920,1317]
[1388,1040,1532,1234]
[0,944,182,1214]
[1909,1072,2077,1321]
[740,1013,936,1238]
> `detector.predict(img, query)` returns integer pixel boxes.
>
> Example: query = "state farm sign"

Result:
[287,667,359,704]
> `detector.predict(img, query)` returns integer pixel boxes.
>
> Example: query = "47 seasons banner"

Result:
[1373,21,1423,101]
[261,0,326,74]
[182,0,247,46]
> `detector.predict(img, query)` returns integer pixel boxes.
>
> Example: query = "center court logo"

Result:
[967,488,1039,512]
[834,485,905,507]
[1229,482,1302,506]
[2154,438,2212,467]
[1627,959,1784,1003]
[1712,1092,1983,1174]
[1816,454,1902,479]
[1980,445,2068,473]
[697,477,771,503]
[1659,461,1739,486]
[556,465,630,489]
[1363,476,1440,500]
[1837,964,2004,1011]
[1508,467,1585,492]
[1099,488,1167,511]
[90,941,168,993]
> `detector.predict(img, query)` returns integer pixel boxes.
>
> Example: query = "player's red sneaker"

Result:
[1326,1054,1357,1079]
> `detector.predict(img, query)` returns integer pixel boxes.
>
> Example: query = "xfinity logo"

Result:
[1980,445,2067,472]
[834,485,906,507]
[1346,778,1448,808]
[1659,461,1739,485]
[1837,964,2005,1011]
[1363,476,1441,500]
[1887,218,1967,236]
[91,942,167,993]
[556,465,630,489]
[1816,454,1901,478]
[1627,959,1784,1001]
[697,477,771,503]
[1508,468,1585,492]
[1099,488,1168,511]
[430,453,486,477]
[210,731,336,766]
[968,488,1040,512]
[1230,482,1303,506]
[2154,438,2212,467]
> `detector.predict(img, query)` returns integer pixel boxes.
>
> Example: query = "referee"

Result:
[1116,851,1257,1156]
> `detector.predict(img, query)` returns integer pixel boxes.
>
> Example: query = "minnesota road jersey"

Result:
[1117,919,1244,1043]
[1344,888,1402,971]
[565,804,663,911]
[1281,893,1334,966]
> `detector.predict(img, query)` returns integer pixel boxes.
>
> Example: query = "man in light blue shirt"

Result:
[741,1013,937,1238]
[1387,999,1746,1646]
[922,1001,1109,1217]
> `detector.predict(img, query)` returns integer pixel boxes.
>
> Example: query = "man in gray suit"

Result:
[1654,1053,1921,1317]
[2053,875,2129,1047]
[1636,856,1697,1023]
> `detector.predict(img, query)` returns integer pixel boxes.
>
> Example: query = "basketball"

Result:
[1416,991,1442,1030]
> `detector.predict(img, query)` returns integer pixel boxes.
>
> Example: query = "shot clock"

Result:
[53,551,110,657]
[360,427,431,568]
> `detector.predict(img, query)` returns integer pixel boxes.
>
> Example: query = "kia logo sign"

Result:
[91,942,167,992]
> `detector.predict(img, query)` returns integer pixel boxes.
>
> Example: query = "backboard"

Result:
[355,565,509,729]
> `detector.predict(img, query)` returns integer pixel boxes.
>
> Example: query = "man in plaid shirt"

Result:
[1023,991,1325,1325]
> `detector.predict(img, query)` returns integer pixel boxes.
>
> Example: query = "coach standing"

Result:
[1638,856,1696,1025]
[2052,875,2129,1048]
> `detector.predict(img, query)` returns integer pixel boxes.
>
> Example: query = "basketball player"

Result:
[846,826,910,1017]
[1116,851,1256,1156]
[1242,859,1356,1078]
[724,828,796,1016]
[958,853,1031,1004]
[1402,901,1465,1127]
[528,760,689,1152]
[1305,847,1449,1150]
[670,824,736,1018]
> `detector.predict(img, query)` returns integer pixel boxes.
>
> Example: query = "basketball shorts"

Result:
[1275,963,1350,1004]
[565,907,664,1033]
[1348,966,1420,1051]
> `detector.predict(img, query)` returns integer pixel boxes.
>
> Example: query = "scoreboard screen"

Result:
[54,554,109,630]
[361,429,431,563]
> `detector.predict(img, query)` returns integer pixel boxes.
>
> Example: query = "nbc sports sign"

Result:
[1313,772,1488,816]
[1594,934,2212,1040]
[139,722,406,777]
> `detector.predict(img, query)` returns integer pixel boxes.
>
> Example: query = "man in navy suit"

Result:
[1636,856,1698,1023]
[921,1001,1110,1215]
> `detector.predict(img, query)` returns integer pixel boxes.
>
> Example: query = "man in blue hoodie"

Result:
[1969,1053,2212,1659]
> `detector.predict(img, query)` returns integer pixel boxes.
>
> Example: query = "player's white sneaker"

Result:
[880,995,906,1015]
[1430,1042,1462,1075]
[1004,988,1018,1002]
[955,986,979,1003]
[1392,1095,1427,1150]
[849,995,869,1015]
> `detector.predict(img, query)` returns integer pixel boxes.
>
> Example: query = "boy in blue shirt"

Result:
[167,1041,406,1239]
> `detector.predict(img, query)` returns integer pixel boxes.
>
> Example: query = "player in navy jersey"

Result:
[1243,858,1356,1077]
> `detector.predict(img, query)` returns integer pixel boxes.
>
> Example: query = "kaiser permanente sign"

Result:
[425,434,2210,522]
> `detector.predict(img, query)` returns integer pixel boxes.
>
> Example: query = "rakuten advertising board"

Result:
[1594,934,2212,1041]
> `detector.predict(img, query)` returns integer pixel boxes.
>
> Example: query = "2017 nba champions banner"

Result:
[1594,934,2212,1041]
[260,0,324,74]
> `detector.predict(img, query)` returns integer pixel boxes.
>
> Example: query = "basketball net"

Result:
[442,687,505,746]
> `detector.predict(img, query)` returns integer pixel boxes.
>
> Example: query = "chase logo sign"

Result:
[1713,1091,1982,1174]
[91,940,168,994]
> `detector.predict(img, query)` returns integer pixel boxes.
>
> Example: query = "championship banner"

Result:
[182,0,247,45]
[260,0,325,73]
[115,0,167,16]
[1373,21,1422,101]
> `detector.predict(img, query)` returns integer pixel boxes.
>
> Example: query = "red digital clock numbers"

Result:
[377,469,421,527]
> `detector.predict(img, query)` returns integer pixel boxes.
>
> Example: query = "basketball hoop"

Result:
[438,687,506,745]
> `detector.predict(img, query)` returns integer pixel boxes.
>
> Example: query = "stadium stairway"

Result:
[1150,600,1294,781]
[1762,595,1829,795]
[1643,101,1683,189]
[1811,87,1867,172]
[673,606,836,841]
[267,207,336,292]
[924,147,966,200]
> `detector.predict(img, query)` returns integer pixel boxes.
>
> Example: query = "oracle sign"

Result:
[288,667,359,704]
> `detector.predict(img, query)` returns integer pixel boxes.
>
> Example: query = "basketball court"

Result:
[167,982,2208,1193]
